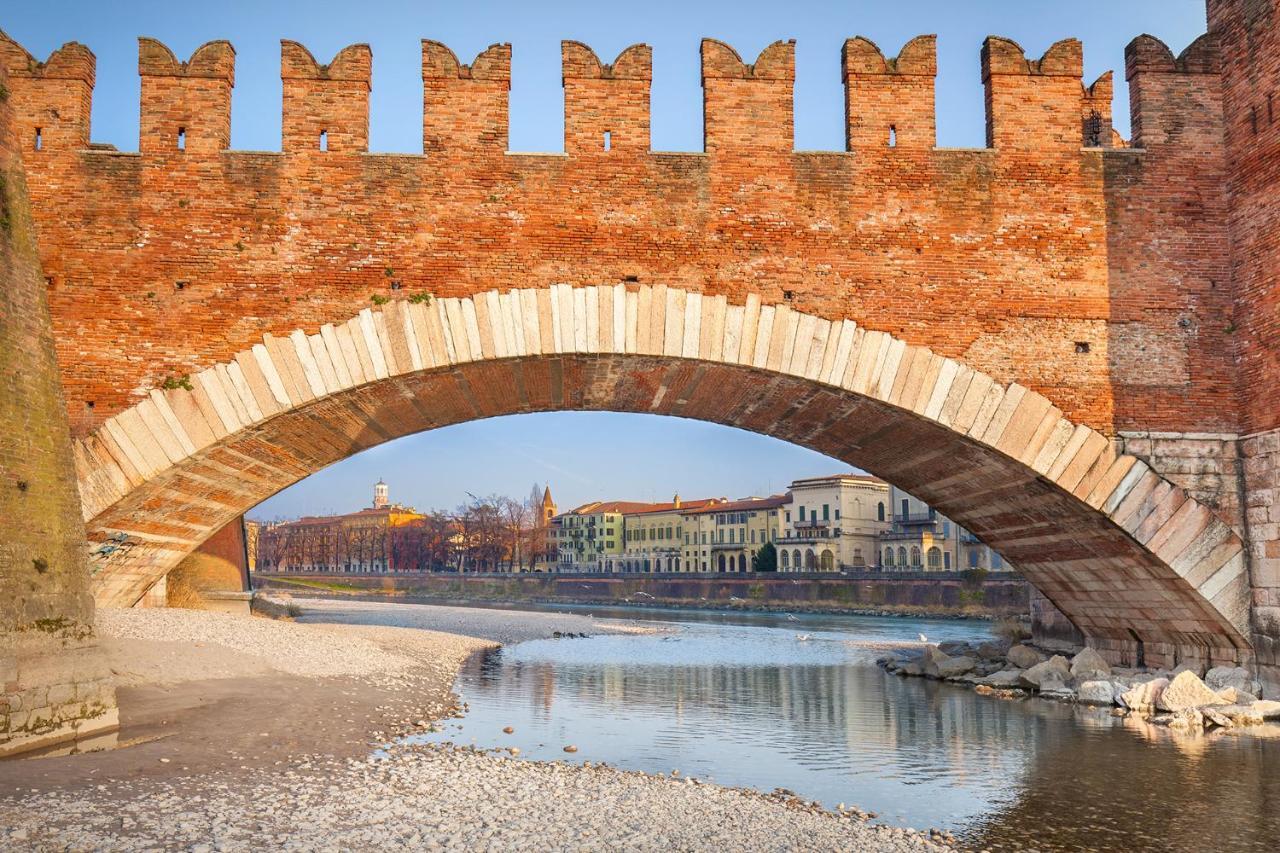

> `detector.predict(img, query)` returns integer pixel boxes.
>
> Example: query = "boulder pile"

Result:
[878,643,1279,732]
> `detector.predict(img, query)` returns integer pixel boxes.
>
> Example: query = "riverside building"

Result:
[878,486,1013,573]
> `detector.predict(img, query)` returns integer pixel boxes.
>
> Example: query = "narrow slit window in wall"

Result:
[34,128,42,151]
[177,127,186,150]
[603,130,612,151]
[889,125,897,147]
[319,130,328,152]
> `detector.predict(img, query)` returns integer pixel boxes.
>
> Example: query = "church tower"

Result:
[541,485,557,525]
[373,478,389,510]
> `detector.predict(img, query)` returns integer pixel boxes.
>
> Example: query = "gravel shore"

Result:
[2,742,949,851]
[1,599,950,851]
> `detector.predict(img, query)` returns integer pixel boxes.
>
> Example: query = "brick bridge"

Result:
[1,0,1277,753]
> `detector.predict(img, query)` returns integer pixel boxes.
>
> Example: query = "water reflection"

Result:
[409,609,1280,851]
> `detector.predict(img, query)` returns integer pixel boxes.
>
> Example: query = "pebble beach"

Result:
[0,598,950,852]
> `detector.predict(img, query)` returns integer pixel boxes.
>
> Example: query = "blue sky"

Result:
[8,1,1208,518]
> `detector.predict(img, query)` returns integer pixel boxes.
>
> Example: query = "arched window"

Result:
[718,553,727,572]
[781,550,790,569]
[793,549,802,571]
[877,502,885,522]
[820,549,835,571]
[883,548,894,567]
[805,549,817,570]
[927,547,942,570]
[911,546,922,567]
[898,547,908,566]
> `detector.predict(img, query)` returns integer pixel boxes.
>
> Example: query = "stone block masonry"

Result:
[0,62,115,756]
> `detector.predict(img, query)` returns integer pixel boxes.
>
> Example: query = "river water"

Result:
[407,605,1280,852]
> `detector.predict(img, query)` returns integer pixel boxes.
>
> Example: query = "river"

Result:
[403,604,1280,852]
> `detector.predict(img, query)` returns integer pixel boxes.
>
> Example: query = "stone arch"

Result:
[72,286,1251,667]
[820,549,835,571]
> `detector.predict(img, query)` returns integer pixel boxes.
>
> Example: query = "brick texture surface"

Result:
[0,6,1277,693]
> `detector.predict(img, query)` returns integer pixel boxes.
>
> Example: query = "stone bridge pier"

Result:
[1,0,1278,755]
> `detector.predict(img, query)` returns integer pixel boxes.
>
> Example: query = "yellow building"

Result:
[552,501,632,572]
[879,486,1013,573]
[778,474,890,572]
[621,495,721,572]
[680,496,788,573]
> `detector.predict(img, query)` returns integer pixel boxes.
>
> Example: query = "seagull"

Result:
[786,614,798,622]
[796,634,812,642]
[918,633,929,644]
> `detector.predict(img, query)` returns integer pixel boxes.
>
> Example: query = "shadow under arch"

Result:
[74,286,1251,667]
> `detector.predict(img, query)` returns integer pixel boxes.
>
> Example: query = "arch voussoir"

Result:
[73,285,1252,668]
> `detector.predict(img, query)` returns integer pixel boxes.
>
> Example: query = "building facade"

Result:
[777,475,890,572]
[680,496,787,573]
[255,482,424,573]
[622,496,721,573]
[878,486,1012,573]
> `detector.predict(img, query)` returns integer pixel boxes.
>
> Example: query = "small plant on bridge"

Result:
[370,293,390,306]
[160,374,194,391]
[408,291,433,305]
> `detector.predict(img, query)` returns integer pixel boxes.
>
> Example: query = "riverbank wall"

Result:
[252,571,1030,619]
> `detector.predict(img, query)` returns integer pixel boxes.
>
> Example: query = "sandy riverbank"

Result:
[0,598,948,851]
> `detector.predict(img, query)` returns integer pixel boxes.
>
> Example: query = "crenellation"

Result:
[1125,34,1222,149]
[422,40,510,153]
[842,35,936,150]
[1081,72,1114,147]
[281,41,371,153]
[982,37,1085,150]
[138,38,235,154]
[562,42,652,154]
[701,39,795,153]
[0,31,95,151]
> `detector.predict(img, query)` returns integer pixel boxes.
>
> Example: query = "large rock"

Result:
[1204,666,1261,698]
[1006,644,1043,670]
[1252,700,1280,720]
[1156,671,1228,712]
[1119,677,1169,711]
[921,647,950,678]
[1077,680,1116,706]
[980,670,1024,688]
[937,641,971,657]
[936,656,976,679]
[1070,648,1111,683]
[1215,687,1253,705]
[976,640,1010,661]
[1018,655,1071,690]
[1218,700,1280,725]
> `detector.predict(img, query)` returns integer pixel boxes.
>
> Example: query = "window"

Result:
[177,127,186,150]
[901,499,909,519]
[993,552,1003,569]
[785,511,791,523]
[823,504,830,520]
[969,551,979,569]
[781,550,790,569]
[944,552,951,570]
[852,547,864,566]
[877,503,885,522]
[34,128,42,151]
[750,529,756,543]
[319,130,328,151]
[898,547,908,566]
[911,547,922,567]
[889,124,897,147]
[603,130,612,150]
[927,547,942,570]
[835,508,840,520]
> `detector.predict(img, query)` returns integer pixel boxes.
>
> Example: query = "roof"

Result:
[789,473,887,489]
[680,494,790,515]
[565,498,719,516]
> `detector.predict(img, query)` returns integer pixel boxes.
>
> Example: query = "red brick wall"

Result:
[0,30,1251,441]
[1208,0,1280,435]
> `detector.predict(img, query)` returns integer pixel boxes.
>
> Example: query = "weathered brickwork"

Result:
[0,63,115,756]
[0,2,1276,695]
